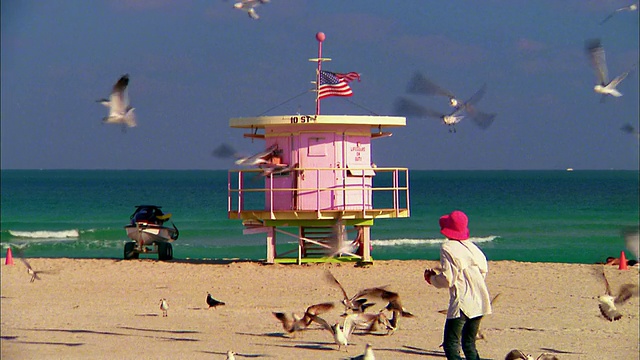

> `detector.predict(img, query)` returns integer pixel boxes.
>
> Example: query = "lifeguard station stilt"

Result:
[227,32,410,264]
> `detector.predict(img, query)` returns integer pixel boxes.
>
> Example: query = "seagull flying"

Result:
[600,3,638,25]
[212,143,239,159]
[597,267,638,321]
[14,249,57,282]
[620,123,640,139]
[347,286,414,335]
[159,298,169,317]
[233,0,269,20]
[397,75,496,132]
[406,72,493,116]
[273,302,335,335]
[585,39,635,102]
[325,270,370,313]
[406,72,459,107]
[213,143,285,173]
[18,257,43,282]
[623,227,639,262]
[206,293,226,309]
[344,312,394,334]
[259,162,298,177]
[97,74,137,130]
[394,97,466,132]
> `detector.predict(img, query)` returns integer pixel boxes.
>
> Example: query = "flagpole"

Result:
[315,32,324,116]
[309,32,330,116]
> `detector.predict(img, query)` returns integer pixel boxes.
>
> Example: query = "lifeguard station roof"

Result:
[229,115,406,129]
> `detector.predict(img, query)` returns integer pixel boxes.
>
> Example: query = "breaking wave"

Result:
[8,229,80,239]
[372,236,498,247]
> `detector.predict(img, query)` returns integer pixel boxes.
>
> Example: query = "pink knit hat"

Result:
[439,210,470,241]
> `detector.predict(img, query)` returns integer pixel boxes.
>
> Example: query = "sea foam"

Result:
[8,229,80,239]
[372,235,498,247]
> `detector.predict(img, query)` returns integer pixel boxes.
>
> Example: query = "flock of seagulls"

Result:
[394,4,637,135]
[326,270,414,334]
[270,270,413,354]
[590,3,639,138]
[394,72,496,133]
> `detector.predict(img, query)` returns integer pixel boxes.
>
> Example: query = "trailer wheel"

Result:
[158,242,173,261]
[124,242,139,260]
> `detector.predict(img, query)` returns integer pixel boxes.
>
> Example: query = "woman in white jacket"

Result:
[424,210,492,360]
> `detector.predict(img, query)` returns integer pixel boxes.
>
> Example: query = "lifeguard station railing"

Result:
[227,167,410,221]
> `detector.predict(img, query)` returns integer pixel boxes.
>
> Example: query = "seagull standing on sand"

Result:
[97,74,137,130]
[233,0,270,20]
[206,293,226,309]
[597,267,638,321]
[226,350,236,360]
[312,315,356,351]
[600,3,638,25]
[348,343,375,360]
[159,298,169,317]
[585,39,635,102]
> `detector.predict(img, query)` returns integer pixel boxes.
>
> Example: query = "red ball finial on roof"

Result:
[316,32,325,42]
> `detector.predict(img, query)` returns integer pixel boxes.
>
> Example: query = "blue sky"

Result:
[2,0,638,170]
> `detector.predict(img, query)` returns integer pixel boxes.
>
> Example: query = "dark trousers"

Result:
[442,311,482,360]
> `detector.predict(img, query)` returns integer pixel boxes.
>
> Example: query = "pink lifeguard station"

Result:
[227,33,410,264]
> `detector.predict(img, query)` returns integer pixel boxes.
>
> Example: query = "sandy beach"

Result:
[1,258,638,359]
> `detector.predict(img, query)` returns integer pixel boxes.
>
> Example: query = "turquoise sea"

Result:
[1,170,638,264]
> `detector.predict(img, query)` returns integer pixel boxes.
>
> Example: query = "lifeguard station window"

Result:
[307,137,326,157]
[347,167,376,177]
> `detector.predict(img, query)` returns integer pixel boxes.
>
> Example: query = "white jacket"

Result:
[430,239,492,319]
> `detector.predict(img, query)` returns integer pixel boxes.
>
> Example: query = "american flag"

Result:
[318,70,360,99]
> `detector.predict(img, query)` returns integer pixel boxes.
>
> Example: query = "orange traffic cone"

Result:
[618,250,628,271]
[5,248,14,265]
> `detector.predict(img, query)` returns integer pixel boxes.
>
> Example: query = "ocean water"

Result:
[1,170,638,264]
